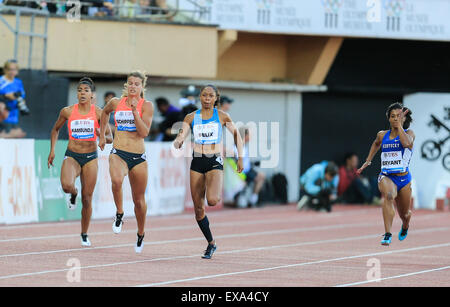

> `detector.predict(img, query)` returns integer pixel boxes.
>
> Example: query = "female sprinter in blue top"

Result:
[174,85,244,259]
[357,103,414,246]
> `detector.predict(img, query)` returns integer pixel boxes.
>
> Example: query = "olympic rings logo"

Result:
[383,0,405,17]
[322,0,343,14]
[255,0,275,10]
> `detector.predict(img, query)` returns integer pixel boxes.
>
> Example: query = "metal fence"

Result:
[0,5,49,70]
[0,0,211,23]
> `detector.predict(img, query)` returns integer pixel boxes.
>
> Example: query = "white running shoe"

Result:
[135,233,145,254]
[81,234,91,247]
[68,193,77,211]
[112,213,124,234]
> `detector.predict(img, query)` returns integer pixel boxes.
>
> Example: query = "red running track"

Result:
[0,204,449,287]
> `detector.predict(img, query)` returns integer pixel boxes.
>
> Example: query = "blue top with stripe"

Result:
[380,130,412,174]
[191,108,222,145]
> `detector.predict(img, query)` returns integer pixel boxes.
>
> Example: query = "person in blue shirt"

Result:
[298,160,339,212]
[0,59,29,138]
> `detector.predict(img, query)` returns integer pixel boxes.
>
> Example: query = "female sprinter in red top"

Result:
[358,103,414,246]
[99,71,154,254]
[174,85,244,259]
[48,77,112,247]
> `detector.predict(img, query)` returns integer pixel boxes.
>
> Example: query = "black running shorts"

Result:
[190,152,224,174]
[64,149,98,168]
[111,148,147,171]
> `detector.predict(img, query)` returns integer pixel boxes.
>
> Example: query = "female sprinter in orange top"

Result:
[48,77,113,247]
[174,85,244,259]
[99,71,154,254]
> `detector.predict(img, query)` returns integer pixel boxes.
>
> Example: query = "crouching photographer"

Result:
[298,161,339,213]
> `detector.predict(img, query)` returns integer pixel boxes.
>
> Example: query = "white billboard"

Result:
[0,139,38,224]
[404,92,450,209]
[183,0,450,41]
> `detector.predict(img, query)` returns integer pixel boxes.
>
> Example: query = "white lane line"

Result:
[335,265,450,287]
[0,208,442,245]
[1,227,449,282]
[0,215,362,243]
[135,242,450,287]
[0,208,441,243]
[0,207,380,231]
[0,222,376,258]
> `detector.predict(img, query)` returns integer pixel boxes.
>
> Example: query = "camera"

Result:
[14,91,30,115]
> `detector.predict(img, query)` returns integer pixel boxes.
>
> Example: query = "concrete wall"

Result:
[1,15,217,78]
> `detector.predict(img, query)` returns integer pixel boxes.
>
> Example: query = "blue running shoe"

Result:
[398,226,408,241]
[381,233,392,246]
[202,243,217,259]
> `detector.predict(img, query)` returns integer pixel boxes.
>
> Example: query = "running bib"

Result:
[381,150,410,173]
[193,123,220,144]
[115,111,137,132]
[70,119,95,140]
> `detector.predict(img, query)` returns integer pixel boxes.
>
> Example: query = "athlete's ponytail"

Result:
[402,107,413,129]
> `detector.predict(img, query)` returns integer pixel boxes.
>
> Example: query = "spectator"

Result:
[0,59,28,138]
[297,161,339,212]
[155,97,181,141]
[150,0,168,15]
[338,152,373,204]
[238,126,266,207]
[218,95,233,112]
[136,0,151,15]
[178,85,199,120]
[88,0,115,17]
[119,0,138,18]
[103,91,116,135]
[65,0,114,16]
[103,91,116,106]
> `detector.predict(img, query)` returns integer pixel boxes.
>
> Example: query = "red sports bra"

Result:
[67,104,99,141]
[114,97,144,132]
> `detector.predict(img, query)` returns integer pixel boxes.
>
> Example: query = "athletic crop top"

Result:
[114,97,144,132]
[67,104,99,141]
[191,108,222,145]
[380,130,412,174]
